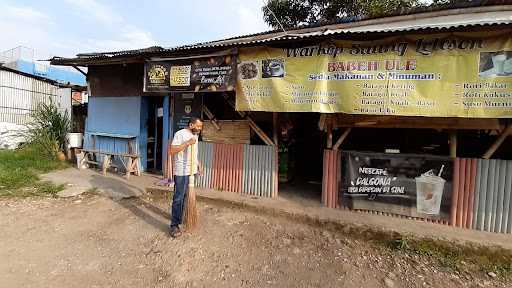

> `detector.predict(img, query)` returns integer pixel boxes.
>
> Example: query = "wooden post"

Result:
[318,114,327,131]
[273,113,279,198]
[126,157,132,180]
[333,128,352,150]
[450,130,457,158]
[483,125,512,159]
[102,155,110,175]
[327,126,333,149]
[273,113,279,146]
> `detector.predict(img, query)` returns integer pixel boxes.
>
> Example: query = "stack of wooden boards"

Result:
[202,120,250,144]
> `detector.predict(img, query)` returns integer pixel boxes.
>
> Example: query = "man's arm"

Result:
[170,138,196,155]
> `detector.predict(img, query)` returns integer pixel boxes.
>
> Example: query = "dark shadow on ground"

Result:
[279,181,323,208]
[90,175,170,234]
[89,174,144,199]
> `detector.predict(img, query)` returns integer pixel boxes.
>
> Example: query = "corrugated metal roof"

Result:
[75,46,166,58]
[167,23,511,51]
[50,5,512,65]
[0,65,64,86]
[169,8,512,50]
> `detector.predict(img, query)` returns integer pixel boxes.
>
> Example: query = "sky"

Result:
[0,0,270,59]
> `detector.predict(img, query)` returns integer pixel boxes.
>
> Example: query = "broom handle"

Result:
[189,138,196,187]
[166,143,174,180]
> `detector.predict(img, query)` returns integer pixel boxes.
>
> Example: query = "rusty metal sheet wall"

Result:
[450,158,478,229]
[322,149,341,209]
[211,143,243,193]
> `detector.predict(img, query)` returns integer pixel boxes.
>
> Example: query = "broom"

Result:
[183,140,198,231]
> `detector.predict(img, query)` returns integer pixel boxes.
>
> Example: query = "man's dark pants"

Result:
[170,175,189,230]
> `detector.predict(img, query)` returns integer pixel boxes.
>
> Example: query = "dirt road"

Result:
[0,195,507,287]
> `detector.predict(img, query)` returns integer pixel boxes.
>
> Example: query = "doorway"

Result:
[279,113,325,204]
[146,97,164,172]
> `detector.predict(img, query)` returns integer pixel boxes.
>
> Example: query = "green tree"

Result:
[262,0,422,29]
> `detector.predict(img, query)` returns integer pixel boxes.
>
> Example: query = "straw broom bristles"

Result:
[183,141,198,231]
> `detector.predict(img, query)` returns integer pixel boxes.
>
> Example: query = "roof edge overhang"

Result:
[50,4,512,67]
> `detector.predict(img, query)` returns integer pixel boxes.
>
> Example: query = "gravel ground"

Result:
[0,195,508,288]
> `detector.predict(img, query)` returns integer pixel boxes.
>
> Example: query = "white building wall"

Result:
[0,69,70,149]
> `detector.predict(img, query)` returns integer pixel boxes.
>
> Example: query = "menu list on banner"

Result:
[236,32,512,118]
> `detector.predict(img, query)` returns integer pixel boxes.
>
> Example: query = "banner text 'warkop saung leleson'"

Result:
[236,33,512,117]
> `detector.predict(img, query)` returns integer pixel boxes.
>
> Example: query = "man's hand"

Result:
[170,138,197,155]
[186,138,197,146]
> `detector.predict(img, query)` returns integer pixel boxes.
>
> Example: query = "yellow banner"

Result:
[236,32,512,117]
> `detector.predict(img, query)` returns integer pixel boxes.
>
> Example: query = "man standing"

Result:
[169,117,203,238]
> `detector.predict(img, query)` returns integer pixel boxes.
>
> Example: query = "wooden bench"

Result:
[80,149,141,179]
[79,132,141,179]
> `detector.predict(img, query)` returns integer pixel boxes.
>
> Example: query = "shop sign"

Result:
[342,151,454,220]
[144,54,237,93]
[236,33,512,118]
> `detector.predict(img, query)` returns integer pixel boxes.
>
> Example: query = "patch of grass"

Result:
[200,193,512,279]
[315,219,512,278]
[0,182,65,198]
[0,145,69,198]
[388,236,512,278]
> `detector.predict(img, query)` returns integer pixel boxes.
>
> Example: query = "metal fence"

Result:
[454,158,512,233]
[0,69,60,125]
[195,141,278,198]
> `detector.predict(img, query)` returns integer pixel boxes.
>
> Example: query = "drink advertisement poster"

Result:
[341,151,454,220]
[236,32,512,118]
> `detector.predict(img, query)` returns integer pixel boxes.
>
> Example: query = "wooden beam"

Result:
[71,65,87,76]
[331,114,501,130]
[333,128,352,150]
[202,106,221,130]
[273,113,279,146]
[450,130,457,158]
[223,94,246,117]
[223,94,274,146]
[248,118,275,146]
[483,125,512,159]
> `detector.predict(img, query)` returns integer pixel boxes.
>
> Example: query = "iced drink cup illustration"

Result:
[415,171,445,215]
[492,53,507,75]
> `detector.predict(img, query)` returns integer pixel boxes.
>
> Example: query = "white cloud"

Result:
[63,0,158,53]
[235,1,270,36]
[0,0,157,57]
[174,0,269,44]
[0,3,55,59]
[0,0,270,58]
[3,5,53,23]
[80,25,157,52]
[63,0,123,26]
